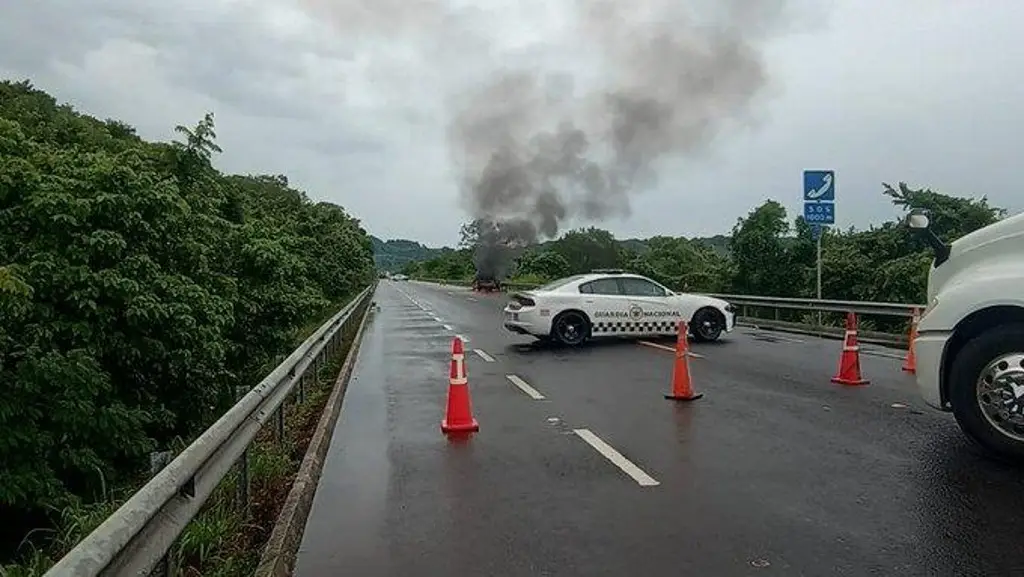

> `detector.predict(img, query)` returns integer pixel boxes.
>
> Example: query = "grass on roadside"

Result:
[0,297,367,577]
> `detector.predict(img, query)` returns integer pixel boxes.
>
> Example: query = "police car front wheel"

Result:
[552,311,590,346]
[691,307,725,343]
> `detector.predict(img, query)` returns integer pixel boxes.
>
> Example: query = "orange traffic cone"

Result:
[442,336,479,434]
[831,312,869,386]
[902,307,920,374]
[665,320,704,401]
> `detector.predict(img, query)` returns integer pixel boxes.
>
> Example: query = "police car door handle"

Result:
[584,299,594,304]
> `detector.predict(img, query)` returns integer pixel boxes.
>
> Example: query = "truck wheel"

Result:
[551,311,590,347]
[690,307,725,343]
[948,323,1024,463]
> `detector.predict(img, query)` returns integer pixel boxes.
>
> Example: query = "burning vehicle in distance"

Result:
[472,273,501,292]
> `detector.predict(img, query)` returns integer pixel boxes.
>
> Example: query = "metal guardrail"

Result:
[411,277,925,345]
[708,294,923,318]
[44,284,376,577]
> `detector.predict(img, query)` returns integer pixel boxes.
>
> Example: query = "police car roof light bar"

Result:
[590,268,626,274]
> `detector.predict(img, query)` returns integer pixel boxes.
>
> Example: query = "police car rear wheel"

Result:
[691,307,724,343]
[552,311,589,346]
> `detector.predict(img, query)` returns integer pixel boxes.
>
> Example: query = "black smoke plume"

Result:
[449,0,790,279]
[295,0,797,279]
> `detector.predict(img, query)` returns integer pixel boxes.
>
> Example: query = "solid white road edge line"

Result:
[505,374,545,400]
[572,428,660,487]
[474,349,496,362]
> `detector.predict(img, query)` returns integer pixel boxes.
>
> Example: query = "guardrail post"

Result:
[234,385,251,513]
[149,450,175,577]
[298,373,306,404]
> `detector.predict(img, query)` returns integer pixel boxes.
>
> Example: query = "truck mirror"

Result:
[907,210,930,230]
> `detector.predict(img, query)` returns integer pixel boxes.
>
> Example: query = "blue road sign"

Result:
[803,202,835,224]
[803,170,835,201]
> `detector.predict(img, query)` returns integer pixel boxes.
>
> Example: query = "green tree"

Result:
[728,200,803,296]
[0,79,374,558]
[883,181,1004,240]
[516,250,570,280]
[550,227,624,273]
[626,236,730,292]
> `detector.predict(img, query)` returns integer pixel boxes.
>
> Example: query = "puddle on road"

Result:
[750,333,783,343]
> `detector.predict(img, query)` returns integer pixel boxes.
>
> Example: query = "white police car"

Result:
[502,270,736,346]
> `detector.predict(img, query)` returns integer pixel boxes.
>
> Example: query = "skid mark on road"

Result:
[474,349,495,362]
[506,374,545,400]
[637,340,705,358]
[572,429,660,487]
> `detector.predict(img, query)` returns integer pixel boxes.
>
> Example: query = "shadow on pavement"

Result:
[504,335,734,356]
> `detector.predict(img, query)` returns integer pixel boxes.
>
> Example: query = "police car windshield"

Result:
[535,274,588,291]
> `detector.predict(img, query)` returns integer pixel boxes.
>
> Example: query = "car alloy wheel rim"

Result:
[560,316,582,343]
[976,352,1024,442]
[698,313,721,340]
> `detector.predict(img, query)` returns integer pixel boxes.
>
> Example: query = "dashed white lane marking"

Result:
[572,428,660,487]
[457,334,471,343]
[467,297,478,302]
[431,315,443,322]
[505,374,545,400]
[637,340,704,358]
[443,324,454,331]
[474,349,495,362]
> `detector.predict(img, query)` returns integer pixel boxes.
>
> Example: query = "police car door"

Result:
[577,277,631,337]
[618,277,679,336]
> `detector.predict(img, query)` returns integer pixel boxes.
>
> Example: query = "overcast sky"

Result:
[2,0,1022,247]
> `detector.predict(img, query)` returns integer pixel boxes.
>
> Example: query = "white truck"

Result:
[908,209,1024,461]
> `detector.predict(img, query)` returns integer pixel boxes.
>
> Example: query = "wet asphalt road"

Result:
[293,280,1024,577]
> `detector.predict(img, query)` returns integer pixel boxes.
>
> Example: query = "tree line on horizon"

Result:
[395,185,1005,306]
[0,79,376,565]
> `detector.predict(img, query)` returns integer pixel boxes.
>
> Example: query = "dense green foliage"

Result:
[400,184,1006,305]
[0,80,375,558]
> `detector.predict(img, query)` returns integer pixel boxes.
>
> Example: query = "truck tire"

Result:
[948,323,1024,463]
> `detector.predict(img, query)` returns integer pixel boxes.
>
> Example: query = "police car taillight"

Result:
[512,294,536,308]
